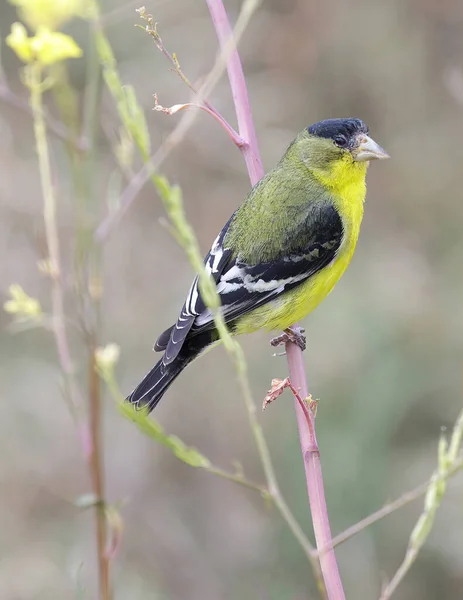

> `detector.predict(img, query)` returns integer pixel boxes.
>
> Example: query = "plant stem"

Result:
[29,65,71,373]
[29,59,110,600]
[237,370,323,581]
[379,410,463,600]
[94,0,261,243]
[82,20,109,599]
[323,461,463,553]
[89,345,110,600]
[206,1,344,596]
[205,0,263,185]
[144,20,243,146]
[154,98,246,148]
[285,343,345,599]
[207,465,269,495]
[28,61,81,432]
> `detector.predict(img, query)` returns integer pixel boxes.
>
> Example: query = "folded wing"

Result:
[159,202,343,365]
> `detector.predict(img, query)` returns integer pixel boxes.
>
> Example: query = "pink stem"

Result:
[205,0,264,186]
[286,343,345,599]
[156,100,247,147]
[206,1,345,597]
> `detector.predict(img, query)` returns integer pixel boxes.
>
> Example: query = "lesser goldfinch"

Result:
[128,118,388,411]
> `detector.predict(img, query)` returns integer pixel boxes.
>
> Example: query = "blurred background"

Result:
[1,0,463,598]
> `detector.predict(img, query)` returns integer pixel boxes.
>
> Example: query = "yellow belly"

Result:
[235,191,364,333]
[233,244,354,334]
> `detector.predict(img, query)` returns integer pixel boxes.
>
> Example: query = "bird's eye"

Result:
[334,135,348,148]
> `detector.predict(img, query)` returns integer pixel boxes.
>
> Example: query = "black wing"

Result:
[159,203,343,364]
[158,214,235,364]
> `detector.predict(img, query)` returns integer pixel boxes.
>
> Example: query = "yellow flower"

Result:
[9,0,87,31]
[6,23,83,65]
[5,22,34,63]
[31,28,83,65]
[4,284,42,319]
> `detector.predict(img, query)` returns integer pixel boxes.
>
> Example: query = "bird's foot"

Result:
[270,327,306,351]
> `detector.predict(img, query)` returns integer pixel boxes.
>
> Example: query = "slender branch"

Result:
[328,482,430,553]
[140,15,243,146]
[203,466,268,495]
[237,371,321,577]
[46,19,109,597]
[89,346,110,600]
[27,63,94,515]
[27,63,81,429]
[102,359,270,496]
[205,0,263,185]
[379,410,463,600]
[82,20,110,599]
[153,95,246,148]
[94,0,260,243]
[22,28,108,594]
[206,1,343,597]
[321,453,463,554]
[99,0,153,27]
[285,343,345,598]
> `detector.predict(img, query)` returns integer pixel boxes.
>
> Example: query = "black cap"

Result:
[308,118,368,141]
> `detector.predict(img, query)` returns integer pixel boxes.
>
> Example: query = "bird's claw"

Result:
[270,327,306,351]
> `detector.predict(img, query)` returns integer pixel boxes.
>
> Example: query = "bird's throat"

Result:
[311,157,368,201]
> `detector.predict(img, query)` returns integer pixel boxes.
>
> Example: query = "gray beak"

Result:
[354,134,390,162]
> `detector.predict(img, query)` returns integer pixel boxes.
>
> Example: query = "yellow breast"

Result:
[234,157,367,334]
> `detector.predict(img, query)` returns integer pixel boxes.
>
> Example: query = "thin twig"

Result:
[322,454,463,554]
[153,95,246,147]
[89,346,110,600]
[21,44,108,600]
[237,371,321,573]
[140,14,243,146]
[27,63,80,430]
[94,0,260,243]
[82,20,110,599]
[327,483,429,554]
[101,362,270,496]
[205,0,263,185]
[379,411,463,600]
[206,466,269,495]
[99,0,154,27]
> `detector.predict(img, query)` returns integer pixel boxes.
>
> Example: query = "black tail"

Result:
[127,331,215,412]
[126,357,187,412]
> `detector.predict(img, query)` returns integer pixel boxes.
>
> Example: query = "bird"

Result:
[127,118,389,412]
